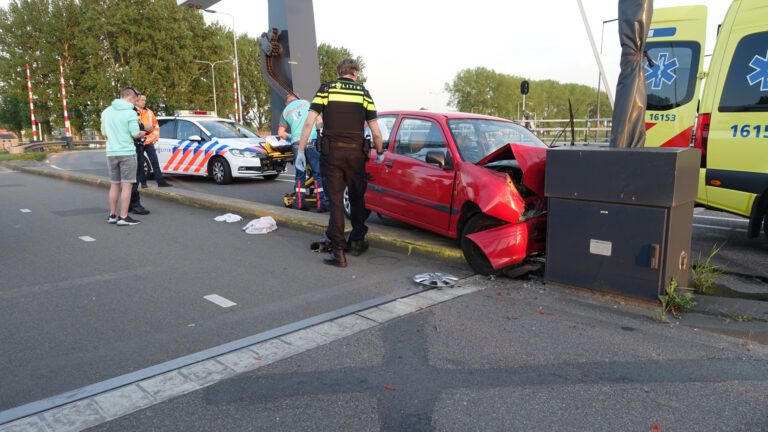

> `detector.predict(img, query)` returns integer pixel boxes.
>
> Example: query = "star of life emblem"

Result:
[645,52,679,90]
[747,49,768,91]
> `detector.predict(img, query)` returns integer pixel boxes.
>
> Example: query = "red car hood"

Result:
[476,143,547,197]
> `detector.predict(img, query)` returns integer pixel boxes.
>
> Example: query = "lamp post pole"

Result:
[204,9,242,122]
[194,59,229,115]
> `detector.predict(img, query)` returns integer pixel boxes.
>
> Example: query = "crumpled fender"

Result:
[465,222,529,269]
[455,143,547,224]
[455,163,525,224]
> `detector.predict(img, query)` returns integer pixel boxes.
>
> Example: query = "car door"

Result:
[374,117,455,232]
[363,114,398,210]
[169,119,208,174]
[156,119,176,171]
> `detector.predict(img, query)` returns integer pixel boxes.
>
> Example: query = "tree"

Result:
[317,43,366,84]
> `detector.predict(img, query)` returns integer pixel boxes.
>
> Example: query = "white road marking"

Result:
[204,294,237,308]
[20,209,31,213]
[692,223,747,233]
[693,214,748,223]
[276,178,294,183]
[693,207,704,213]
[79,236,96,242]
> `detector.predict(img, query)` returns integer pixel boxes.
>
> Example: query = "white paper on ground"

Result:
[214,213,243,223]
[242,216,277,234]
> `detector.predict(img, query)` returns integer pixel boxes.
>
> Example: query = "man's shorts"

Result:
[107,154,137,184]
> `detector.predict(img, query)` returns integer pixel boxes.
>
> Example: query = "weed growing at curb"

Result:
[658,278,696,320]
[690,243,724,293]
[721,312,757,324]
[0,151,46,162]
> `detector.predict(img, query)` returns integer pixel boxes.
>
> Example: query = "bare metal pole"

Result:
[195,59,229,115]
[577,0,614,108]
[205,10,243,122]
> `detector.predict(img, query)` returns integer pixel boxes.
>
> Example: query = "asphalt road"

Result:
[48,150,768,281]
[0,167,469,413]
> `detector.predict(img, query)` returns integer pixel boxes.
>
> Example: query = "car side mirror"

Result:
[187,135,203,142]
[426,150,447,168]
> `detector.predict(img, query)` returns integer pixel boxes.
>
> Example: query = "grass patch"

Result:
[720,312,757,324]
[658,278,696,320]
[0,151,47,162]
[690,243,724,293]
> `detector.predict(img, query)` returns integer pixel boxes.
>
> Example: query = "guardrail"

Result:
[9,140,106,154]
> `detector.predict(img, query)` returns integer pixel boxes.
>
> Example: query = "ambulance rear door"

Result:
[644,6,707,148]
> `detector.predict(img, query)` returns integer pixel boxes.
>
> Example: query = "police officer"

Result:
[297,58,383,267]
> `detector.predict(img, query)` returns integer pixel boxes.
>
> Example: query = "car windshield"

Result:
[446,118,547,164]
[198,120,260,138]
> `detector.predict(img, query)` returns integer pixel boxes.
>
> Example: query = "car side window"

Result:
[159,119,176,139]
[176,120,204,141]
[393,118,447,162]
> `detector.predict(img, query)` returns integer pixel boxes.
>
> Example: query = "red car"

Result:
[359,111,548,275]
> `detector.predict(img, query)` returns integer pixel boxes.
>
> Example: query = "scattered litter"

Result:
[650,426,661,431]
[412,272,458,287]
[383,385,398,391]
[253,356,262,361]
[497,291,503,296]
[539,312,552,316]
[214,213,243,223]
[20,209,30,213]
[242,216,277,234]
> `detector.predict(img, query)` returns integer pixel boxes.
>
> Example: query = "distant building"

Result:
[0,130,19,150]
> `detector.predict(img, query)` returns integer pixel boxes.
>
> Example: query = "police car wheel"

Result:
[262,173,279,180]
[211,158,232,185]
[143,156,154,180]
[460,213,505,276]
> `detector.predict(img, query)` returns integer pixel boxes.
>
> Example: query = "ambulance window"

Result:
[159,119,176,139]
[718,32,768,112]
[645,41,700,111]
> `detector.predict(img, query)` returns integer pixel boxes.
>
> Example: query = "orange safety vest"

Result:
[138,107,159,145]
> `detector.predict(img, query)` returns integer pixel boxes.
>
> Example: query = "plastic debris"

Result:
[214,213,243,223]
[242,216,277,234]
[412,272,458,287]
[383,385,398,391]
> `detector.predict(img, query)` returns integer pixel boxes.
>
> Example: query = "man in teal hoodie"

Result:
[101,87,146,226]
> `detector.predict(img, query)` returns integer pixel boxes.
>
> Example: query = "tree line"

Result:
[445,67,612,122]
[1,1,608,141]
[0,0,364,139]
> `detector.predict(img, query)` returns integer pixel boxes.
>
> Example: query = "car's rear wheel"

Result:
[262,173,280,180]
[211,158,232,185]
[460,213,505,275]
[343,186,371,220]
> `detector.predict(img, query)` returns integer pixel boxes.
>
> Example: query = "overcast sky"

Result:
[199,0,729,115]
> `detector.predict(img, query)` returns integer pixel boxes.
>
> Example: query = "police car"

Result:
[153,111,292,185]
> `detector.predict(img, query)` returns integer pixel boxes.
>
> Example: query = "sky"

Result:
[197,0,730,116]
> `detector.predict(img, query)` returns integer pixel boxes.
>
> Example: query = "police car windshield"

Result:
[447,118,546,164]
[198,120,260,139]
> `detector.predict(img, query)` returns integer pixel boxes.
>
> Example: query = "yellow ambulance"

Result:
[693,0,768,239]
[644,6,708,149]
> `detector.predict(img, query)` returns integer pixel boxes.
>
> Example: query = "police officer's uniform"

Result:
[309,77,377,263]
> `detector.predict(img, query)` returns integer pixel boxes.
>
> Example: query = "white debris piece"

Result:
[214,213,243,223]
[242,216,277,234]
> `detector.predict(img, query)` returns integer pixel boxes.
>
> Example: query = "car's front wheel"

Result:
[211,158,232,185]
[460,213,506,275]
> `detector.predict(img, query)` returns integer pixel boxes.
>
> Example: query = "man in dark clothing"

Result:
[297,58,383,267]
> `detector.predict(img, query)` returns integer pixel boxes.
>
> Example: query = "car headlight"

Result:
[230,149,259,158]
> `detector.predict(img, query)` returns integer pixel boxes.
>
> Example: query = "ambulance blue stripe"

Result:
[648,27,676,38]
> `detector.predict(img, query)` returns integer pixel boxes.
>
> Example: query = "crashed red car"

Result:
[361,110,548,275]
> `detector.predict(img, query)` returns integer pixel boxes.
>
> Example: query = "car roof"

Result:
[378,110,511,122]
[156,116,234,122]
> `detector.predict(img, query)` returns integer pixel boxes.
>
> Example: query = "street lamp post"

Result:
[194,59,229,115]
[204,9,242,123]
[596,18,618,138]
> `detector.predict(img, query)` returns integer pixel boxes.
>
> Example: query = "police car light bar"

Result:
[175,110,217,116]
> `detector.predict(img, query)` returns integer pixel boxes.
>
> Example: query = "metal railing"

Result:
[522,118,613,147]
